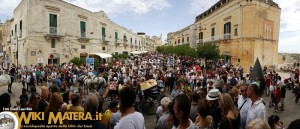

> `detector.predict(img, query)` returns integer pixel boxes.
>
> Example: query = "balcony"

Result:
[44,26,64,40]
[81,32,86,38]
[198,39,203,43]
[223,33,231,40]
[50,27,57,35]
[211,36,217,41]
[78,31,90,42]
[102,36,109,45]
[114,39,121,46]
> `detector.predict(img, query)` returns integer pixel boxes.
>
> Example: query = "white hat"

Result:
[113,77,118,80]
[206,89,221,101]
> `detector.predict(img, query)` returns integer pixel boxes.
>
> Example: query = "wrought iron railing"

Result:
[49,27,57,35]
[81,31,86,38]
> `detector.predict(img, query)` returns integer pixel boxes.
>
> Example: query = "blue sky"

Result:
[1,0,300,53]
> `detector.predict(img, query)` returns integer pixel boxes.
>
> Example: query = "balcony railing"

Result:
[211,36,217,41]
[81,31,86,38]
[198,39,203,43]
[49,27,57,35]
[223,33,231,40]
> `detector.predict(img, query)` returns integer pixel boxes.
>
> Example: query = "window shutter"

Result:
[102,27,105,36]
[80,21,86,32]
[115,32,118,39]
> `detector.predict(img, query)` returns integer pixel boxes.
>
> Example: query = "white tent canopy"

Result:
[130,51,142,55]
[89,53,112,58]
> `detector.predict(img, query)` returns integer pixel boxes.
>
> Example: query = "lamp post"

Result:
[16,36,18,70]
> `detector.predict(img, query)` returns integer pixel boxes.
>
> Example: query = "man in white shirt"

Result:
[238,84,252,129]
[246,83,267,126]
[174,94,195,129]
[114,87,145,129]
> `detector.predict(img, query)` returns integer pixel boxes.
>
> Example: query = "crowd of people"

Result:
[0,52,300,129]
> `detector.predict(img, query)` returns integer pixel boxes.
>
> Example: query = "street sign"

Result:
[86,58,94,64]
[37,58,43,63]
[86,58,94,71]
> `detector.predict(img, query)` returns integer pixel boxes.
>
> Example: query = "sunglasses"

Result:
[240,90,247,93]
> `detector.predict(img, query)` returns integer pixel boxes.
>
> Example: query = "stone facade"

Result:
[1,0,159,66]
[167,0,280,68]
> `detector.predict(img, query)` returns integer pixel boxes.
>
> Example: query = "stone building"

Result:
[1,0,159,67]
[167,0,280,68]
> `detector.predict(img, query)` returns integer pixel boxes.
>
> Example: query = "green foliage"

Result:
[108,61,113,66]
[94,58,100,68]
[156,45,198,58]
[70,57,85,66]
[112,53,129,60]
[196,43,220,61]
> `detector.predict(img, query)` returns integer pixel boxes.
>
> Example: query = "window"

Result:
[224,22,231,34]
[15,24,17,38]
[187,37,189,43]
[49,14,57,34]
[101,27,106,37]
[80,21,86,37]
[182,37,184,43]
[175,41,177,45]
[211,28,215,40]
[115,32,118,42]
[130,38,132,43]
[135,39,137,44]
[19,20,22,37]
[51,39,55,48]
[224,22,231,39]
[31,51,36,56]
[178,39,180,44]
[139,41,140,45]
[199,32,203,43]
[12,30,13,37]
[81,45,86,49]
[234,28,238,36]
[102,47,105,51]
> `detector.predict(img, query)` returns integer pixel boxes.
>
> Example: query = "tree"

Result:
[197,43,220,65]
[70,57,85,66]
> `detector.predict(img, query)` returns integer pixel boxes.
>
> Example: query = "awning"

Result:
[130,51,142,55]
[89,53,112,58]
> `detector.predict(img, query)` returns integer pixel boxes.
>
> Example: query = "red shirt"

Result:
[274,89,281,102]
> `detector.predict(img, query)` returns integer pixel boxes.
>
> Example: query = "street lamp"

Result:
[16,36,18,71]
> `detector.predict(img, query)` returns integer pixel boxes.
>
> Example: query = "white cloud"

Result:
[277,0,300,53]
[188,0,219,15]
[0,0,21,20]
[63,0,172,16]
[277,0,300,32]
